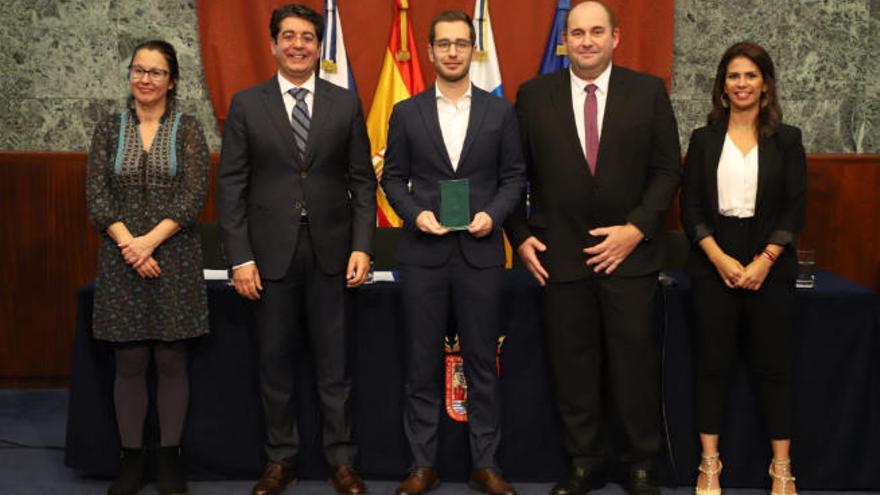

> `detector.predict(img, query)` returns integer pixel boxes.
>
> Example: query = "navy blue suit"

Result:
[381,84,525,468]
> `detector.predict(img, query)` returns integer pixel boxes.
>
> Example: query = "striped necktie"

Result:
[288,87,310,160]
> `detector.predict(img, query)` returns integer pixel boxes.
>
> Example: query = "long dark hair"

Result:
[708,41,782,138]
[128,39,180,101]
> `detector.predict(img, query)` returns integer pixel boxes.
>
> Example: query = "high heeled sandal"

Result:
[695,453,722,495]
[768,458,797,495]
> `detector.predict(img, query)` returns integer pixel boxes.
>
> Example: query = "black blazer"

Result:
[217,76,377,279]
[381,85,526,268]
[505,66,681,281]
[680,121,807,280]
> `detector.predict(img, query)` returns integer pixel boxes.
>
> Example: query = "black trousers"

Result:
[543,272,660,470]
[692,216,794,439]
[254,224,356,466]
[399,246,503,469]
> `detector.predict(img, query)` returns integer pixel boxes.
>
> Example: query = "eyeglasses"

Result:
[433,39,473,52]
[129,65,170,81]
[277,31,317,45]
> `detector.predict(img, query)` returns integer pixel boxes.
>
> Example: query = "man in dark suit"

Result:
[505,2,680,494]
[217,5,376,495]
[381,10,525,495]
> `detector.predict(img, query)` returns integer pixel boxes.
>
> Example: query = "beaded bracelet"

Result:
[754,249,777,263]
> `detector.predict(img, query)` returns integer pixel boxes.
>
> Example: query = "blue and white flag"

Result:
[319,0,357,92]
[539,0,571,74]
[470,0,503,97]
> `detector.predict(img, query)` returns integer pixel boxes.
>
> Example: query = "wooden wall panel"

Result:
[0,153,98,380]
[800,155,880,290]
[0,152,877,383]
[667,155,880,289]
[0,153,219,384]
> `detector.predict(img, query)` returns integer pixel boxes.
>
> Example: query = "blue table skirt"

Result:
[65,269,880,489]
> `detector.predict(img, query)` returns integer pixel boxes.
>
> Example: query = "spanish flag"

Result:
[366,0,426,227]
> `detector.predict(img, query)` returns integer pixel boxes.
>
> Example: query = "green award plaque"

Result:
[439,179,470,230]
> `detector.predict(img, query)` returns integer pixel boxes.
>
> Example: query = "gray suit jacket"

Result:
[217,76,376,279]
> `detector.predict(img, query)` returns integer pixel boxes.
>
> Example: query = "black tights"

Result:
[114,342,189,448]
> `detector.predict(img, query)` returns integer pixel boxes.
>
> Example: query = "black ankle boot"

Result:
[156,446,188,495]
[108,448,144,495]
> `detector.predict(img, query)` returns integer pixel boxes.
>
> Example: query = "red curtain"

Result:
[196,0,675,129]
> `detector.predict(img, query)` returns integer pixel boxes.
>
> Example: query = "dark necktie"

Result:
[584,84,599,175]
[288,87,310,160]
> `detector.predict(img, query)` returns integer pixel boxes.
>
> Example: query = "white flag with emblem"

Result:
[470,0,503,97]
[319,0,356,91]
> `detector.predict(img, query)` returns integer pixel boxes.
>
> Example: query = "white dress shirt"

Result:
[436,84,472,171]
[278,71,315,121]
[717,134,759,218]
[570,64,612,158]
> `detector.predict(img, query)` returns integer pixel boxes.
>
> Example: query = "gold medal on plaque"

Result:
[555,44,567,56]
[396,49,411,62]
[321,60,338,74]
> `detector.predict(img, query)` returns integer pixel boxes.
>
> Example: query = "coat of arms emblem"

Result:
[444,334,505,422]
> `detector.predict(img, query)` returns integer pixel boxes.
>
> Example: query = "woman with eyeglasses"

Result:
[86,39,209,495]
[681,41,806,495]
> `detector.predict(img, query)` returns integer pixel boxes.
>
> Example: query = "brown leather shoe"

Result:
[330,464,367,495]
[396,467,439,495]
[468,468,516,495]
[251,462,296,495]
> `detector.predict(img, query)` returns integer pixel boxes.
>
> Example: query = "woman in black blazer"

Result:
[681,42,806,495]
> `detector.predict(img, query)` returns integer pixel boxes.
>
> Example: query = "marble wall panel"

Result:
[2,0,220,151]
[672,0,877,152]
[1,0,876,153]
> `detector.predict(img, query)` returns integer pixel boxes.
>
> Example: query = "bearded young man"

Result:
[381,9,526,495]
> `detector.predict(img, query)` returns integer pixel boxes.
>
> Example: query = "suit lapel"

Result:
[305,79,334,169]
[596,66,629,175]
[755,133,778,211]
[704,123,727,213]
[417,87,454,172]
[457,85,488,173]
[549,70,589,170]
[260,78,301,166]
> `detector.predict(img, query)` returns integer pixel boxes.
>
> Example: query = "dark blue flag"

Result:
[538,0,571,74]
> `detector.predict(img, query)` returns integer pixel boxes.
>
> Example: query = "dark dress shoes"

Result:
[107,448,145,495]
[396,467,439,495]
[468,468,517,495]
[330,464,367,495]
[549,466,606,495]
[251,462,297,495]
[624,468,660,495]
[156,446,187,495]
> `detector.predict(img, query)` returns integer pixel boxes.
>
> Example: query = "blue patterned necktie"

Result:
[288,87,310,160]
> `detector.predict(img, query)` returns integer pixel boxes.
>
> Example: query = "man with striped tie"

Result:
[217,4,376,495]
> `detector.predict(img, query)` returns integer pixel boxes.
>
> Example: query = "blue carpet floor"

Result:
[0,389,873,494]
